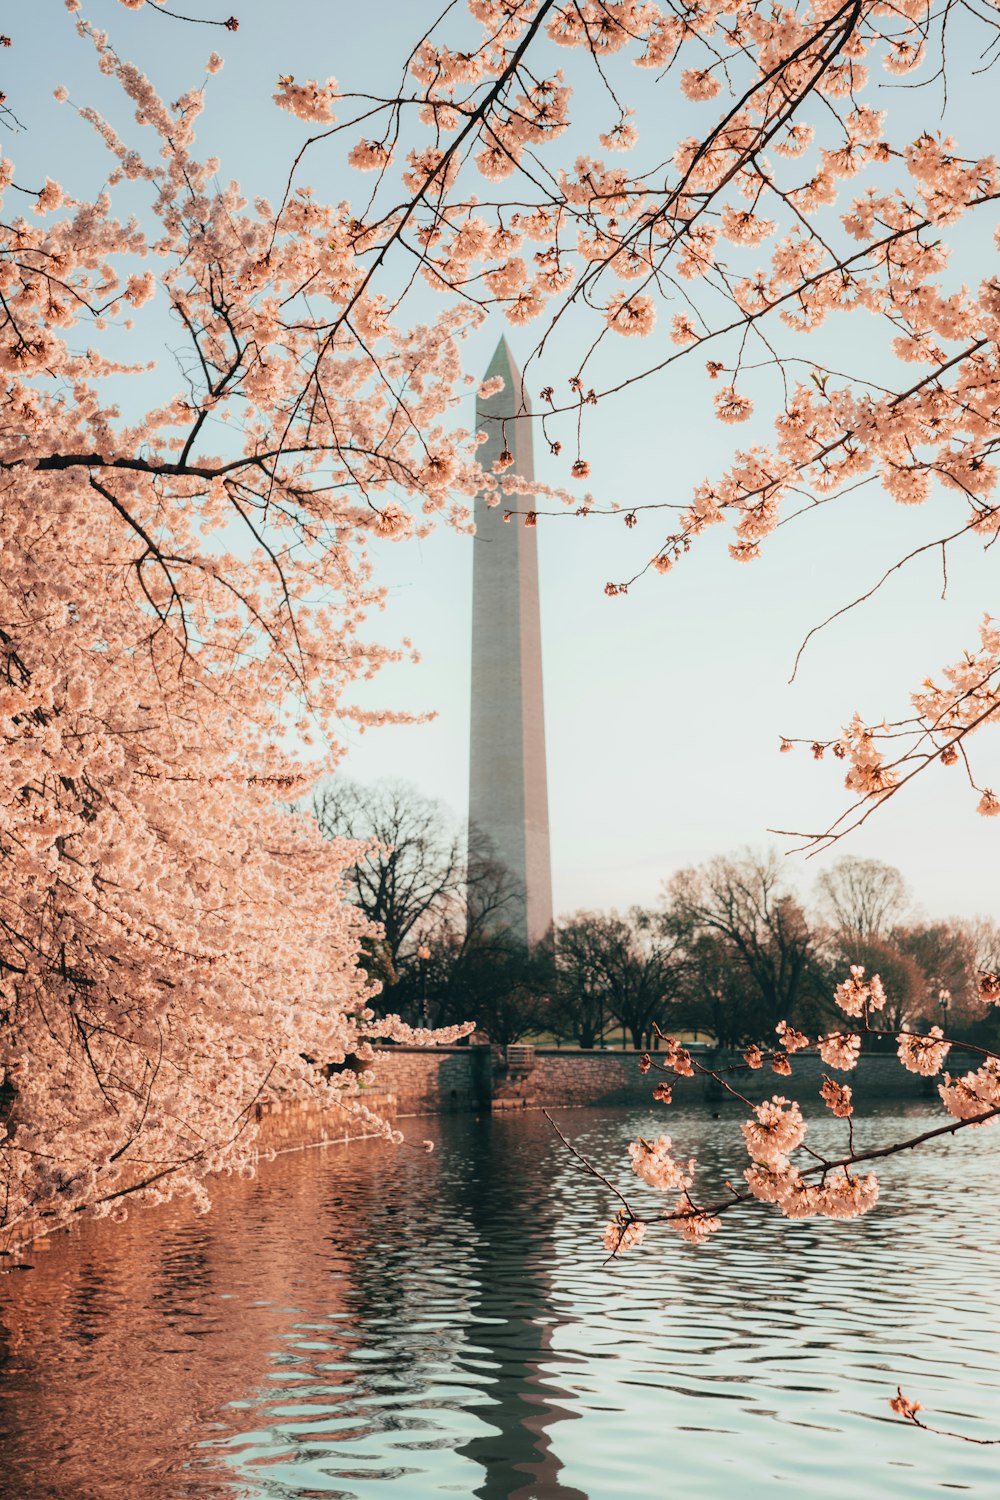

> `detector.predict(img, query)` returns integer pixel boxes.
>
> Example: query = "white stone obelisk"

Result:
[468,338,553,948]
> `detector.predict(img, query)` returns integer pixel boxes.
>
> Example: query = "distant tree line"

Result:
[314,781,1000,1053]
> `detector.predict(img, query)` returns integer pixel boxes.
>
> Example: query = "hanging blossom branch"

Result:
[889,1388,1000,1445]
[548,963,1000,1428]
[255,0,1000,837]
[38,0,1000,839]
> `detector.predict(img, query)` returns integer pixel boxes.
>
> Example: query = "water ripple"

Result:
[1,1103,999,1499]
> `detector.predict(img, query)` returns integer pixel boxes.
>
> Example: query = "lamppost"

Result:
[418,944,431,1026]
[938,987,951,1033]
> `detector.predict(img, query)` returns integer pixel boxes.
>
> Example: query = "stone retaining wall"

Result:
[694,1049,970,1106]
[365,1046,492,1116]
[495,1049,654,1109]
[366,1044,979,1115]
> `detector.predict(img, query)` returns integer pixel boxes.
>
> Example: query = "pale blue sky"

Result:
[8,0,998,923]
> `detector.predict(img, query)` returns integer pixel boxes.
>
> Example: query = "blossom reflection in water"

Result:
[1,1105,999,1499]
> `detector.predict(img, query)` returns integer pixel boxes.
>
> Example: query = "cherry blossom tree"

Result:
[0,3,482,1255]
[4,0,1000,1359]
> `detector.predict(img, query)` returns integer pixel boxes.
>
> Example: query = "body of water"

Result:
[1,1102,999,1498]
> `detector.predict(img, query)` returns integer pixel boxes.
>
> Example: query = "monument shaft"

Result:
[469,339,553,948]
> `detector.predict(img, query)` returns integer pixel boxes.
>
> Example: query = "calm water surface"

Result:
[1,1103,999,1499]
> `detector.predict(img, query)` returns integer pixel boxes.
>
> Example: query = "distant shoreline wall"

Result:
[366,1045,494,1115]
[366,1044,967,1116]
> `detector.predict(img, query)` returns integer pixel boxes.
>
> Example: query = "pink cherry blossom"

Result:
[776,1020,809,1053]
[835,965,887,1017]
[602,1216,646,1254]
[628,1135,692,1192]
[818,1032,862,1071]
[741,1096,807,1168]
[820,1077,854,1118]
[897,1027,951,1077]
[667,1199,721,1244]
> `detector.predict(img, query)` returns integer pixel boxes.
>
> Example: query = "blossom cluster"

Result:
[939,1059,1000,1121]
[742,1096,807,1168]
[817,1032,862,1071]
[605,959,1000,1254]
[602,1214,646,1254]
[745,1164,879,1220]
[628,1135,692,1192]
[834,965,887,1018]
[896,1027,951,1077]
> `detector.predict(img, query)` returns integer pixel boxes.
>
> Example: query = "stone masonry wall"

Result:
[499,1046,977,1110]
[524,1050,977,1110]
[246,1044,980,1165]
[365,1044,975,1116]
[496,1049,653,1109]
[365,1045,493,1116]
[683,1049,966,1106]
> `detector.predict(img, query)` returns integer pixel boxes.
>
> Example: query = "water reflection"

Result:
[450,1120,588,1500]
[1,1105,999,1499]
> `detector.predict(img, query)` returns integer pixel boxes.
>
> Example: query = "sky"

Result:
[7,0,999,926]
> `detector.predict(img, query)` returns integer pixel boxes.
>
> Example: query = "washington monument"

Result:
[468,338,553,948]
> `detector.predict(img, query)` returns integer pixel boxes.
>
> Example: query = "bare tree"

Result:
[313,788,540,1031]
[553,910,683,1050]
[445,930,554,1048]
[816,858,909,946]
[312,780,462,971]
[464,826,528,949]
[666,931,767,1051]
[607,909,686,1050]
[359,833,536,1035]
[664,850,819,1036]
[552,913,617,1049]
[411,861,553,1043]
[965,917,1000,980]
[893,919,983,1026]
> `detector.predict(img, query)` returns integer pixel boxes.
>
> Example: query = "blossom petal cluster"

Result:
[834,965,887,1018]
[628,1135,692,1192]
[896,1027,951,1077]
[741,1096,807,1168]
[341,0,1000,833]
[745,1164,878,1220]
[939,1060,1000,1122]
[667,1201,721,1244]
[817,1032,861,1071]
[776,1020,809,1054]
[602,1215,646,1254]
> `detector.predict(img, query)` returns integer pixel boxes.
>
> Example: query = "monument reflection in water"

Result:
[2,1105,1000,1500]
[0,1112,590,1499]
